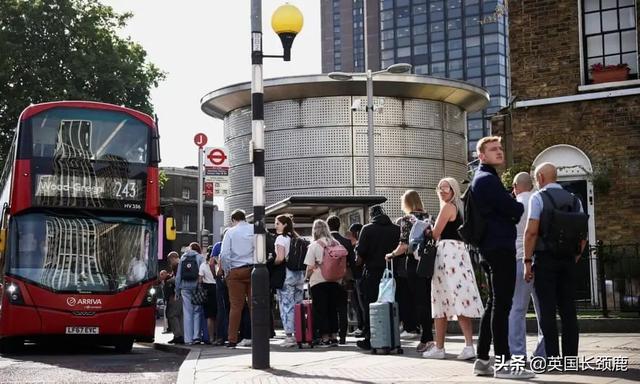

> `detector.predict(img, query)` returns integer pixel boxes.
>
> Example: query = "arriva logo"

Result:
[66,297,102,306]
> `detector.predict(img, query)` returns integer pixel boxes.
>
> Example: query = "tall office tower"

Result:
[321,0,509,157]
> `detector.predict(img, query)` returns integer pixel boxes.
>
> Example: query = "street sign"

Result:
[205,176,230,197]
[205,147,229,168]
[194,133,208,148]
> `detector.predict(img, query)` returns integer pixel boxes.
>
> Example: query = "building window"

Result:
[182,187,191,200]
[582,0,638,83]
[182,213,191,232]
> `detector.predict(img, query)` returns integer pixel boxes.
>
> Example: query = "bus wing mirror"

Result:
[165,217,176,241]
[0,228,6,253]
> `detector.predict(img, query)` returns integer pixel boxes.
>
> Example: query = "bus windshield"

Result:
[7,213,157,293]
[29,107,149,164]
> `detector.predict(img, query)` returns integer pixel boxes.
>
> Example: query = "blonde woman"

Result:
[304,219,342,347]
[385,190,434,352]
[422,178,483,359]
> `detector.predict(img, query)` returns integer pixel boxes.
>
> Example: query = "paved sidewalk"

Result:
[154,327,640,383]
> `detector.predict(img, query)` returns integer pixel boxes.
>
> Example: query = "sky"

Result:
[103,1,321,168]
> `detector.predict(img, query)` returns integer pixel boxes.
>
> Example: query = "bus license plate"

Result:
[65,326,99,335]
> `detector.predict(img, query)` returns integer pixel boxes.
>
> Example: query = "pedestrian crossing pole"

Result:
[250,1,303,369]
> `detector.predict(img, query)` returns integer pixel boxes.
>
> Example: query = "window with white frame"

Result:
[582,0,638,83]
[181,213,191,232]
[182,187,191,200]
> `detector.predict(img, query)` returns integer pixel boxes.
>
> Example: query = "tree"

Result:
[0,0,165,166]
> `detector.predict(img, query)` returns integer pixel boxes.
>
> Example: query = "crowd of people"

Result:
[157,135,586,380]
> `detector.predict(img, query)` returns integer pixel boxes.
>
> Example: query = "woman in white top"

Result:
[199,254,217,344]
[422,177,484,360]
[304,219,342,347]
[274,214,305,347]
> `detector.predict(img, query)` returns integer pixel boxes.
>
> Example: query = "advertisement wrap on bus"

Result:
[0,101,173,353]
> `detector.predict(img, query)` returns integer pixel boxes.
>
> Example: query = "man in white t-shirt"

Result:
[199,256,217,344]
[508,172,545,360]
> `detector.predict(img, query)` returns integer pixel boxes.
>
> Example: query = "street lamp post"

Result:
[250,0,303,370]
[328,62,411,195]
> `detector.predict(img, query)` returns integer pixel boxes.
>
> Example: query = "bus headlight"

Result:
[6,284,24,305]
[141,286,157,307]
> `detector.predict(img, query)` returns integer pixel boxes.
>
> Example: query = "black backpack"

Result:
[286,237,310,271]
[181,254,199,281]
[457,187,487,247]
[541,190,588,257]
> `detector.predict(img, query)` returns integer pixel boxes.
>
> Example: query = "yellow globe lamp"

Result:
[271,3,303,61]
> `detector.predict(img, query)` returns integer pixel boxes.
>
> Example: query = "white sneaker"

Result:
[238,338,252,347]
[280,336,297,348]
[422,346,445,359]
[494,367,535,379]
[473,359,494,376]
[457,345,476,360]
[400,331,420,339]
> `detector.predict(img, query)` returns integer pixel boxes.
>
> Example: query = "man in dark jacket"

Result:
[470,136,530,379]
[354,205,400,350]
[327,215,355,344]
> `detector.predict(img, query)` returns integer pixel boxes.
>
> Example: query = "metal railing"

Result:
[595,241,640,316]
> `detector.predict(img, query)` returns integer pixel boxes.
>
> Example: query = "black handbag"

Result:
[416,239,437,278]
[191,283,208,305]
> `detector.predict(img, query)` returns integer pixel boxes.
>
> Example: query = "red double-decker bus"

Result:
[0,101,163,353]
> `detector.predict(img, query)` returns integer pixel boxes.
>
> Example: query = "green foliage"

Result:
[0,0,165,167]
[501,163,532,190]
[158,169,168,189]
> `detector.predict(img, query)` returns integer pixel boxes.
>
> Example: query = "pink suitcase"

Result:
[294,299,314,348]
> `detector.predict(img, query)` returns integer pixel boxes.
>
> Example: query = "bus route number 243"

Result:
[113,181,138,199]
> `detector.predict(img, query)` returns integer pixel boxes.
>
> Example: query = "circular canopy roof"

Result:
[201,74,490,119]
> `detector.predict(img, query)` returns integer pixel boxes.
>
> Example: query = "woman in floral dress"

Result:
[422,177,484,360]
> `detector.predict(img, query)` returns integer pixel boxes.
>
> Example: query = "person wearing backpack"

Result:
[384,190,434,353]
[524,162,587,359]
[355,205,400,351]
[508,172,546,360]
[470,136,533,379]
[327,215,354,345]
[303,219,347,347]
[273,214,305,348]
[175,242,206,345]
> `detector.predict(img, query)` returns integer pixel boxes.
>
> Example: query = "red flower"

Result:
[590,62,629,72]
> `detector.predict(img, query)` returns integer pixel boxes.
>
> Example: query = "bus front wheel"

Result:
[114,338,134,353]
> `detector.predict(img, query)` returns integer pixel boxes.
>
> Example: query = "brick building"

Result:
[492,0,639,305]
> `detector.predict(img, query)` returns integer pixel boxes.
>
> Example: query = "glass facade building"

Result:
[321,0,510,156]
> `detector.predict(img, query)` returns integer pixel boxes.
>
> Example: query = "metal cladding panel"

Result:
[264,100,301,130]
[222,95,469,223]
[224,109,251,141]
[300,97,352,127]
[265,158,352,189]
[354,157,444,188]
[226,135,251,167]
[265,127,352,161]
[445,104,466,134]
[353,126,443,157]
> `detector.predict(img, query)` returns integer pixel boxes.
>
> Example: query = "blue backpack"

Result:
[181,254,199,281]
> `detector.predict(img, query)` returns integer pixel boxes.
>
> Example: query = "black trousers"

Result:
[311,282,342,336]
[352,278,366,329]
[361,268,384,340]
[336,285,348,339]
[414,276,434,343]
[534,252,579,357]
[477,248,516,361]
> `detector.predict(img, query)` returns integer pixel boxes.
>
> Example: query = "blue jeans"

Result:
[181,289,203,343]
[508,260,545,357]
[276,269,305,335]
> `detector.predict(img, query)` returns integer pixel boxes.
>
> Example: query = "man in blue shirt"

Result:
[524,162,586,358]
[220,209,254,348]
[471,136,533,379]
